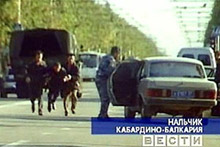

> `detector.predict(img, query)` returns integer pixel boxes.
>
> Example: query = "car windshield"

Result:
[148,62,205,78]
[79,54,98,68]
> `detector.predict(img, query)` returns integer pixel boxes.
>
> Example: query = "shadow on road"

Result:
[0,97,100,102]
[0,114,92,123]
[78,98,99,103]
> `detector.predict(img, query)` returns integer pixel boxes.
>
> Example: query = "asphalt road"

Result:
[0,82,219,147]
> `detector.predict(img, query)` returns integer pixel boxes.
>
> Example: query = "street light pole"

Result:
[50,0,54,28]
[17,0,21,24]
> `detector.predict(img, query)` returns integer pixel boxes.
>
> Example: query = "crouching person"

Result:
[47,62,67,112]
[62,54,80,116]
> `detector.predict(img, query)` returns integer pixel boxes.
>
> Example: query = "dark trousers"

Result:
[30,97,43,111]
[29,82,43,112]
[95,79,110,118]
[48,89,59,104]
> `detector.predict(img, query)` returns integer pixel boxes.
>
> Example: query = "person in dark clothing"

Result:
[95,46,120,118]
[215,53,220,86]
[47,62,67,112]
[214,52,220,97]
[26,50,47,116]
[62,54,80,116]
[212,53,220,116]
[64,55,80,81]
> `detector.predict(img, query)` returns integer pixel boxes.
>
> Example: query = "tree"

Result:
[204,0,220,45]
[0,0,160,58]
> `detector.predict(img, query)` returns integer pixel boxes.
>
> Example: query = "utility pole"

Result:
[14,0,23,30]
[50,0,54,28]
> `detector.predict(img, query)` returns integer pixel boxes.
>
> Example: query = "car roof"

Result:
[144,57,203,65]
[179,47,213,52]
[180,47,211,50]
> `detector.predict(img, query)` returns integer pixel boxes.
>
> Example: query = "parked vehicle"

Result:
[2,67,16,98]
[79,52,104,80]
[9,28,78,98]
[0,55,5,98]
[108,57,217,118]
[0,49,9,98]
[177,47,216,78]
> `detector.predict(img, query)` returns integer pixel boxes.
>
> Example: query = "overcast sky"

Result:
[107,0,189,56]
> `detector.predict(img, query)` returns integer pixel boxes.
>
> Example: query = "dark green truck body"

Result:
[9,28,78,98]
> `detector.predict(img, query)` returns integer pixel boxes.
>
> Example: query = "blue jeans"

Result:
[95,79,110,118]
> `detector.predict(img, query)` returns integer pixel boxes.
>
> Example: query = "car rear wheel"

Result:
[124,106,136,118]
[211,103,220,116]
[183,110,203,118]
[141,105,154,118]
[183,113,203,118]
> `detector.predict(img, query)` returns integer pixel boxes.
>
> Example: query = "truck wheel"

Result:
[17,90,27,98]
[16,81,29,98]
[141,105,154,118]
[124,106,136,118]
[0,91,7,98]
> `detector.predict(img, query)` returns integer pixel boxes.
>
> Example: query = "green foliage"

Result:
[0,0,160,58]
[204,0,220,45]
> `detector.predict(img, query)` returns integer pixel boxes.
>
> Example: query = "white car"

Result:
[108,57,217,118]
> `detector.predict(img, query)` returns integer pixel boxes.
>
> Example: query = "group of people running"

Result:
[26,50,80,116]
[26,46,121,118]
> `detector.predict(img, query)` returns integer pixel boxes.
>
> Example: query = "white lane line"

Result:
[61,128,71,130]
[82,93,98,96]
[42,132,53,135]
[2,140,29,147]
[0,101,29,109]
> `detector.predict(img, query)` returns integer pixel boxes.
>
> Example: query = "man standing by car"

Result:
[213,52,220,116]
[26,50,47,116]
[215,52,220,85]
[95,46,120,118]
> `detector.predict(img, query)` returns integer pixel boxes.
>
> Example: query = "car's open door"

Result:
[108,60,144,106]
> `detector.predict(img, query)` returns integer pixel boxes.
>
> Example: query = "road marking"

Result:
[82,93,98,96]
[61,128,71,130]
[42,132,53,135]
[0,101,29,109]
[2,140,29,146]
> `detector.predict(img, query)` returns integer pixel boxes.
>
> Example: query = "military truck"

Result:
[9,28,78,98]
